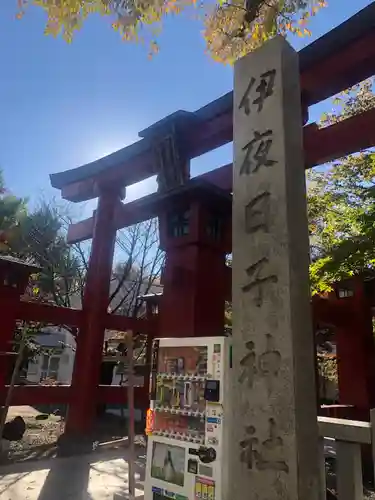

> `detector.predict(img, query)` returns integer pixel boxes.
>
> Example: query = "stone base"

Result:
[57,433,97,457]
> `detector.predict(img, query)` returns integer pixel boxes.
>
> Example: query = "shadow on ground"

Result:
[37,455,92,500]
[0,446,145,500]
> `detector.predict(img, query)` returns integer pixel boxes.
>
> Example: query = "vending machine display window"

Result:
[152,346,209,442]
[151,442,186,487]
[155,377,206,413]
[157,346,208,375]
[153,411,205,439]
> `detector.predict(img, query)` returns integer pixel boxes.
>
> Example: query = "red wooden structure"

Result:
[313,277,375,421]
[1,4,375,441]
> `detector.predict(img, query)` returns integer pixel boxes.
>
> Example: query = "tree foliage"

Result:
[19,0,327,62]
[0,172,27,253]
[15,202,85,307]
[205,0,326,63]
[317,354,337,384]
[307,78,375,294]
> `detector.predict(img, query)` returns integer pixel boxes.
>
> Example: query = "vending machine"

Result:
[144,336,231,500]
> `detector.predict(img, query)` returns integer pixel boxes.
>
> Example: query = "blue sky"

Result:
[0,0,372,216]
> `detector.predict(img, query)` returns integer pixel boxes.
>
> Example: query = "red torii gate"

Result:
[47,3,375,437]
[1,4,375,443]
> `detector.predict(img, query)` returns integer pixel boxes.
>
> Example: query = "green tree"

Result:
[307,78,375,293]
[0,177,79,307]
[20,0,327,62]
[15,201,85,307]
[0,171,27,253]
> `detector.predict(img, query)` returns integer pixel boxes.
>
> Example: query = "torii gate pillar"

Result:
[63,184,123,445]
[157,183,231,338]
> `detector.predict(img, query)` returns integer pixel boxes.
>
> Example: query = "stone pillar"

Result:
[230,36,320,500]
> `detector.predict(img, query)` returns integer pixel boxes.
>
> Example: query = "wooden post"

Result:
[0,308,18,391]
[0,329,26,454]
[127,330,135,500]
[230,36,320,499]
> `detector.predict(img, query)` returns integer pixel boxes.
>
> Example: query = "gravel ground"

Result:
[7,415,64,463]
[2,406,144,464]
